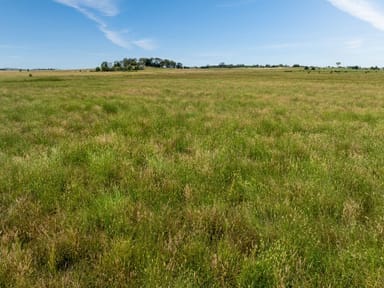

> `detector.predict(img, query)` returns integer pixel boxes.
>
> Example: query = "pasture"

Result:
[1,68,384,287]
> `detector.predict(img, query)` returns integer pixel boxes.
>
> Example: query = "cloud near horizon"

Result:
[53,0,155,50]
[327,0,384,31]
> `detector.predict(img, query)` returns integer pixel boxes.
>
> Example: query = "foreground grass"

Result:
[1,68,384,287]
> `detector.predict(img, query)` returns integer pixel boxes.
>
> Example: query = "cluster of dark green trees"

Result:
[96,57,183,72]
[141,58,183,69]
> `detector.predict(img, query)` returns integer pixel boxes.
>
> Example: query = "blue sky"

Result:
[1,0,384,69]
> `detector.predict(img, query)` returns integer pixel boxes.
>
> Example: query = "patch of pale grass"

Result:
[94,133,118,145]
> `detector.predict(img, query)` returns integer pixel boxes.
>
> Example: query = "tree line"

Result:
[96,58,384,72]
[96,57,183,72]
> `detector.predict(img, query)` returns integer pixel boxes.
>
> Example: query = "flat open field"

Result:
[1,68,384,287]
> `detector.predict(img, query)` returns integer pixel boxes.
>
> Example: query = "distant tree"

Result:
[113,61,122,71]
[162,59,176,68]
[95,67,101,72]
[101,61,109,72]
[139,58,148,66]
[122,58,129,69]
[336,62,341,68]
[151,58,161,67]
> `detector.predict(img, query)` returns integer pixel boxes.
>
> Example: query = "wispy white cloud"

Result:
[53,0,155,50]
[327,0,384,31]
[54,0,119,16]
[133,39,157,50]
[99,25,131,48]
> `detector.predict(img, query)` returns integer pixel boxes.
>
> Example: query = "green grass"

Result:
[1,68,384,287]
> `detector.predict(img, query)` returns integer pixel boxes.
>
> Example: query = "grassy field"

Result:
[1,68,384,287]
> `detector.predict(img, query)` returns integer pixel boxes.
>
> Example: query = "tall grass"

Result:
[1,69,384,287]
